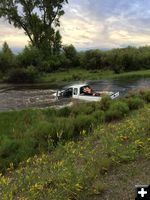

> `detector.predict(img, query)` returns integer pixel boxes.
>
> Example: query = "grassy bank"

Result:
[0,102,150,199]
[40,69,150,83]
[1,90,150,172]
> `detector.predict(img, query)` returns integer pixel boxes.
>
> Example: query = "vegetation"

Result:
[0,89,149,173]
[6,65,39,83]
[1,42,150,83]
[0,0,68,56]
[0,1,150,83]
[0,95,150,199]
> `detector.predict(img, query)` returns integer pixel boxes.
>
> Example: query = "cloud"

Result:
[0,19,28,48]
[0,0,150,50]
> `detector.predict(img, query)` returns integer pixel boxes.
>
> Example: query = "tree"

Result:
[0,0,68,56]
[82,49,103,70]
[17,45,43,67]
[53,30,62,55]
[0,42,15,73]
[63,44,78,66]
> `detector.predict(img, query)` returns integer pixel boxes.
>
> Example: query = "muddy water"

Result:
[0,77,150,112]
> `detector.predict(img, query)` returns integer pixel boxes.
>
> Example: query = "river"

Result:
[0,77,150,112]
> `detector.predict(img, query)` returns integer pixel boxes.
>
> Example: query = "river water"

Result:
[0,77,150,112]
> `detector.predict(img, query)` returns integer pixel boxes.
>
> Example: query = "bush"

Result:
[30,121,54,152]
[126,97,144,110]
[55,118,75,141]
[100,96,112,111]
[39,56,61,72]
[74,115,95,136]
[71,103,95,116]
[6,66,38,83]
[93,110,105,123]
[57,107,71,117]
[105,101,129,122]
[0,137,20,171]
[143,91,150,102]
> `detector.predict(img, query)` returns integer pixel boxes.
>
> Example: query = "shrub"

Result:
[43,108,57,118]
[71,103,95,116]
[6,66,38,83]
[105,101,129,122]
[39,56,61,72]
[126,97,144,110]
[93,110,105,123]
[73,115,95,136]
[57,107,71,117]
[55,118,75,141]
[100,96,112,111]
[143,91,150,102]
[71,74,81,80]
[0,137,20,171]
[29,121,54,151]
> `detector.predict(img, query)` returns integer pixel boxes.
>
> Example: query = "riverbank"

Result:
[0,101,150,199]
[0,90,150,199]
[40,69,150,83]
[2,69,150,85]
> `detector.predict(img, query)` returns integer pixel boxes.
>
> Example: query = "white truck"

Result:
[54,84,119,102]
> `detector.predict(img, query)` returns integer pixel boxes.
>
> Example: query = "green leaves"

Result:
[0,0,68,57]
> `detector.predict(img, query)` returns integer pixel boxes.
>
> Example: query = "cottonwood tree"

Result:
[0,0,68,57]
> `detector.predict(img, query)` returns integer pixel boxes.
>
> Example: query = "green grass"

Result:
[0,104,150,199]
[0,92,149,172]
[40,69,150,83]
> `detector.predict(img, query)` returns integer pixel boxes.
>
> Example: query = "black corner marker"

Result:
[135,185,150,199]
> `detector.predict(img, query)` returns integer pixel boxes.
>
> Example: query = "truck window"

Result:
[74,88,78,95]
[64,88,73,97]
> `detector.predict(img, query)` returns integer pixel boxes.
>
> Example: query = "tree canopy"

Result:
[0,0,68,56]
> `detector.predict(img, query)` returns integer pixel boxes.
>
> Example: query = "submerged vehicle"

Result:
[53,84,119,102]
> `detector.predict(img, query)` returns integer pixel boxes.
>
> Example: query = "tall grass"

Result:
[41,68,150,83]
[0,90,150,172]
[0,103,150,199]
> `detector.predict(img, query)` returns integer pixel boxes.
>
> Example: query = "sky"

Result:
[0,0,150,52]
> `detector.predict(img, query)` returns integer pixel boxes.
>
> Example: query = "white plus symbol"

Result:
[138,188,147,197]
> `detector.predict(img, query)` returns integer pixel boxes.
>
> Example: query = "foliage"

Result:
[0,0,68,56]
[105,101,129,122]
[17,46,43,67]
[100,96,112,111]
[0,42,15,73]
[0,92,150,172]
[125,97,144,110]
[63,44,79,66]
[143,91,150,102]
[0,104,150,199]
[81,49,105,70]
[6,65,38,83]
[2,42,150,81]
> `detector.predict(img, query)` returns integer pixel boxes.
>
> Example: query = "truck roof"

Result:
[65,83,89,89]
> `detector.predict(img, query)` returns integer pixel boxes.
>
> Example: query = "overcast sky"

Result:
[0,0,150,51]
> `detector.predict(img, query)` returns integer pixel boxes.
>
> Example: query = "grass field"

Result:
[40,69,150,83]
[0,92,150,199]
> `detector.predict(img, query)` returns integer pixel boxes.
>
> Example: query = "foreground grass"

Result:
[40,69,150,83]
[91,158,150,200]
[0,105,150,200]
[0,91,146,172]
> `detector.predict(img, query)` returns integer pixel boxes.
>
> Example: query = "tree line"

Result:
[0,1,150,83]
[0,42,150,72]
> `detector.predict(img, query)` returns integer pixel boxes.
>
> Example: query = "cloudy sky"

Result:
[0,0,150,51]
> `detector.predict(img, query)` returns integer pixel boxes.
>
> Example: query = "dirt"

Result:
[88,157,150,200]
